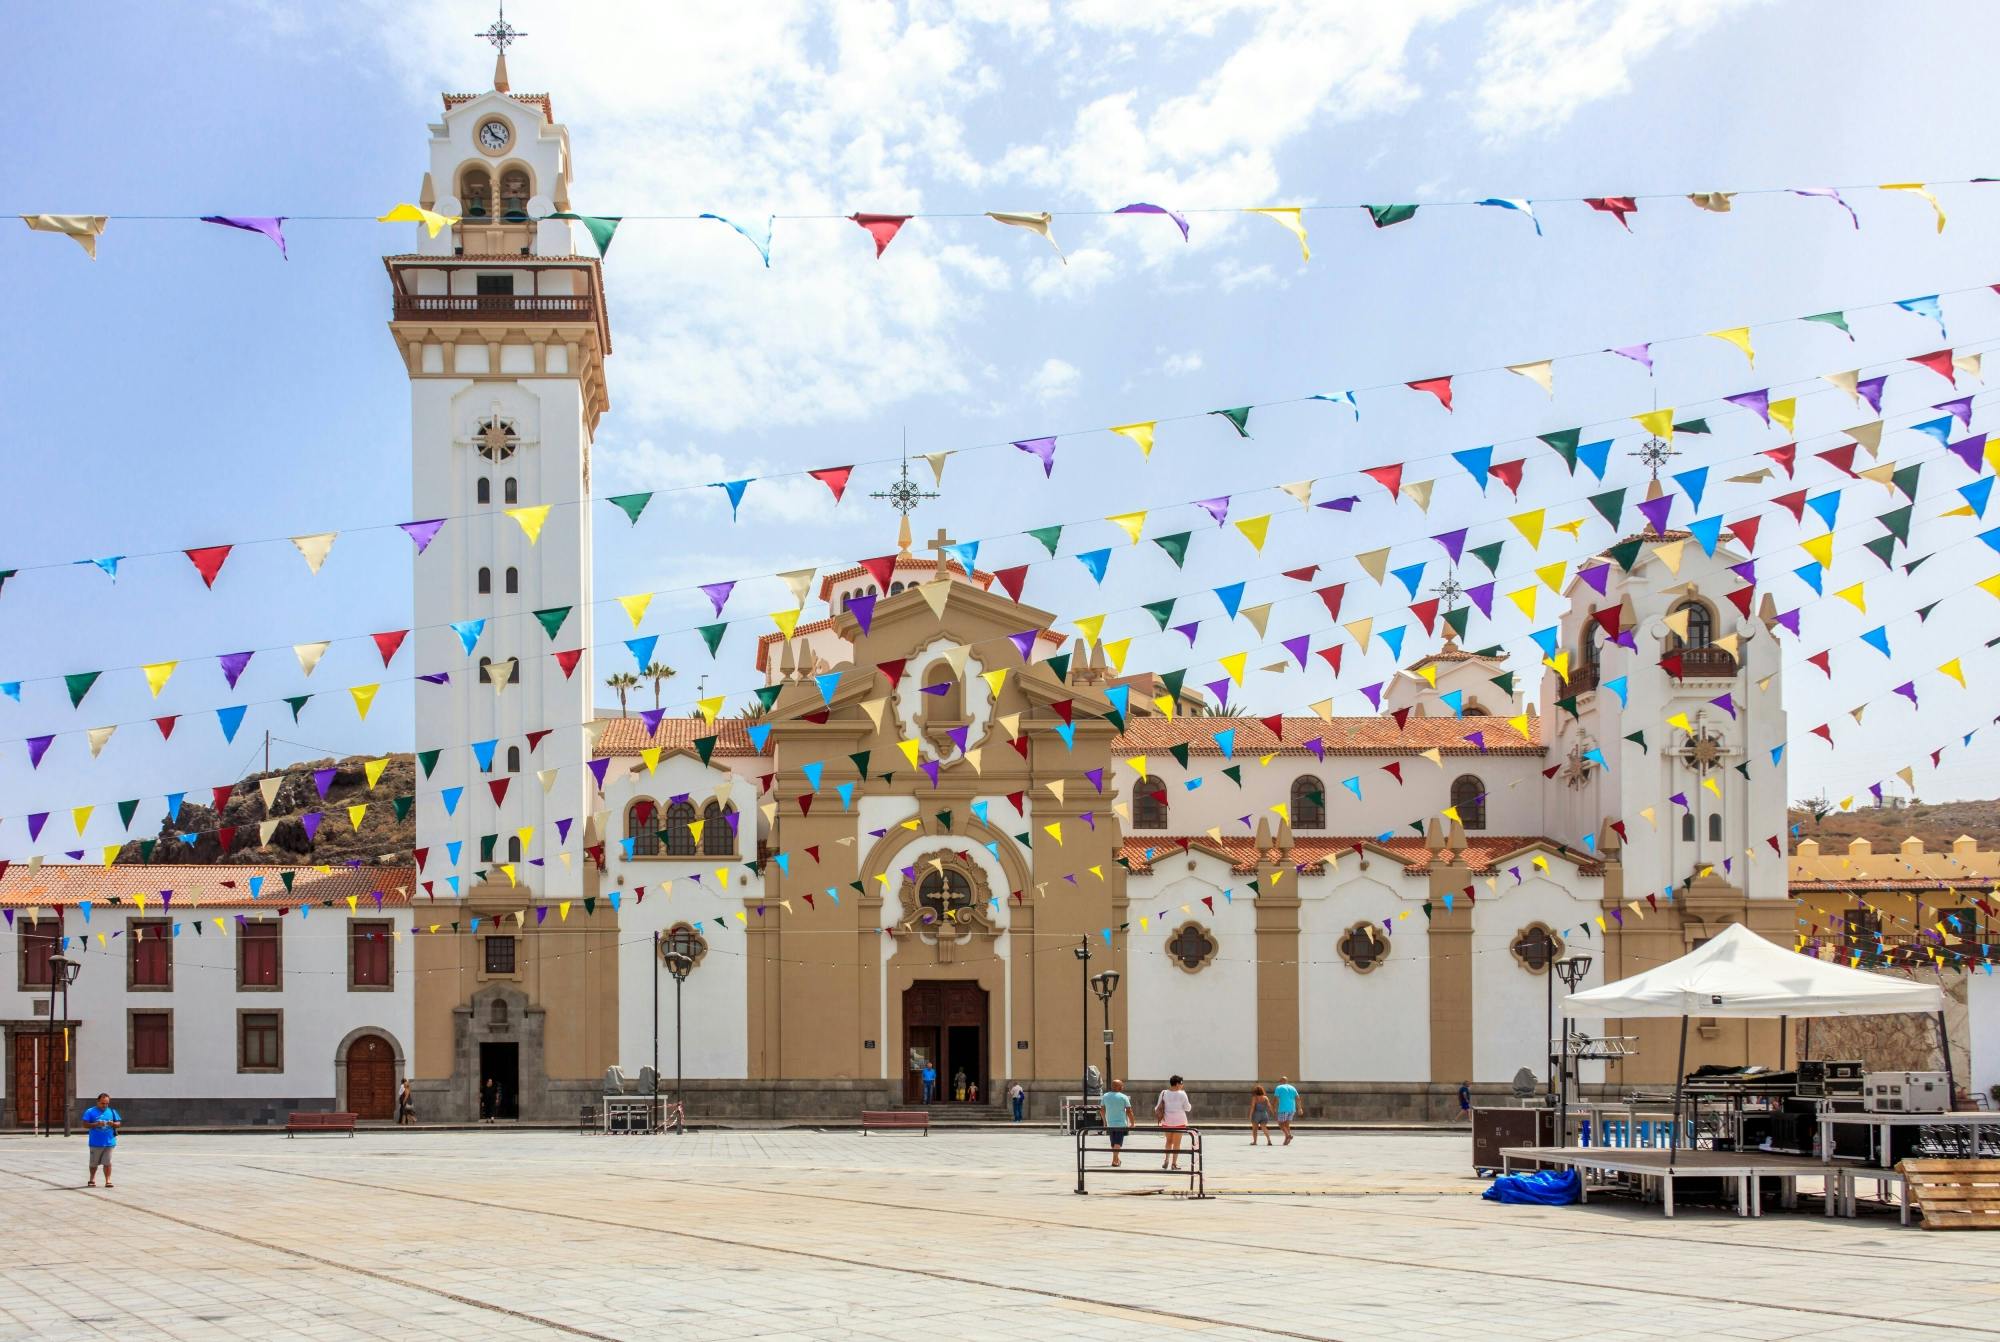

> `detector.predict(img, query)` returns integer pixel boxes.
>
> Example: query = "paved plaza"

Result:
[1,1125,1994,1341]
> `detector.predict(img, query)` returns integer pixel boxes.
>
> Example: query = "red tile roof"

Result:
[818,557,993,600]
[443,91,554,121]
[1119,834,1599,876]
[592,716,767,759]
[1110,715,1542,757]
[0,864,415,910]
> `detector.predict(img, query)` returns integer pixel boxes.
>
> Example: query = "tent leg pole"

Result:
[1936,1010,1957,1102]
[1779,1014,1787,1070]
[1802,1017,1811,1061]
[1670,1014,1689,1172]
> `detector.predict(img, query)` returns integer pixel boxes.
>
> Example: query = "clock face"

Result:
[478,120,512,151]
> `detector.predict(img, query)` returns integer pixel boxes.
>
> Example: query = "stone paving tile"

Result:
[1,1129,1992,1342]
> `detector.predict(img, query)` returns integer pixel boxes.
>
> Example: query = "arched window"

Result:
[499,168,531,221]
[917,866,974,924]
[477,566,492,595]
[503,477,519,505]
[1450,775,1487,831]
[1461,699,1489,716]
[1681,811,1696,842]
[920,661,963,730]
[477,477,491,505]
[663,801,697,856]
[1133,776,1169,830]
[505,746,520,774]
[889,581,905,595]
[459,166,493,219]
[1581,620,1603,671]
[504,566,519,595]
[1290,775,1326,830]
[507,835,522,863]
[627,799,660,856]
[701,801,735,856]
[1669,600,1714,650]
[1708,813,1723,842]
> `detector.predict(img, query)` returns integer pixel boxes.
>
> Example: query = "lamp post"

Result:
[662,946,693,1135]
[1090,969,1120,1091]
[1073,940,1093,1130]
[1552,954,1593,1143]
[46,952,81,1138]
[1542,930,1558,1099]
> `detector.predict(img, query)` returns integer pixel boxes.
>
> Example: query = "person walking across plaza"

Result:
[1156,1075,1193,1170]
[1272,1075,1299,1145]
[1100,1079,1133,1166]
[82,1092,120,1188]
[921,1060,937,1105]
[1458,1080,1472,1124]
[1009,1081,1025,1122]
[397,1079,415,1126]
[1248,1086,1275,1145]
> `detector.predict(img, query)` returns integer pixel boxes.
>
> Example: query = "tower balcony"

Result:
[391,290,598,324]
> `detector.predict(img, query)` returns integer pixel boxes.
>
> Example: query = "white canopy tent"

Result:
[1561,923,1948,1165]
[1563,923,1944,1019]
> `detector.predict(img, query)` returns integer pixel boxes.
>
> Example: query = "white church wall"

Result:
[1299,870,1431,1082]
[1469,872,1607,1084]
[1969,971,2000,1104]
[1125,871,1258,1082]
[1137,752,1550,841]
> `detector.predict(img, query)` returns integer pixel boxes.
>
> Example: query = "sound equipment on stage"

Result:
[1863,1071,1950,1114]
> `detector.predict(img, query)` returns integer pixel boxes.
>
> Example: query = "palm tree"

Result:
[605,671,640,717]
[643,661,677,710]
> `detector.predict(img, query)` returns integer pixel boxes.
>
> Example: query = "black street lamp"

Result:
[1552,954,1594,1142]
[1073,940,1094,1129]
[46,952,81,1138]
[662,945,693,1135]
[1090,969,1120,1090]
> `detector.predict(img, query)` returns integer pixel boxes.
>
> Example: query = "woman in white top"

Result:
[1155,1075,1194,1170]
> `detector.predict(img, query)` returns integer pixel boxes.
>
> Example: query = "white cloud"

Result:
[1470,0,1761,139]
[1159,350,1204,376]
[601,439,834,524]
[1025,357,1082,403]
[1027,245,1119,297]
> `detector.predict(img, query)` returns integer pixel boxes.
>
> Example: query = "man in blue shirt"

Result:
[920,1061,936,1105]
[1273,1076,1300,1146]
[82,1092,120,1188]
[1099,1079,1134,1167]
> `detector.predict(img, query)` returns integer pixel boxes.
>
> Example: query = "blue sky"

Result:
[5,0,2000,858]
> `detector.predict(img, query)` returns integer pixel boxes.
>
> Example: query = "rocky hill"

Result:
[1787,797,2000,853]
[115,753,418,869]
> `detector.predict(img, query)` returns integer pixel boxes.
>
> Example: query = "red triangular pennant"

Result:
[1808,650,1831,676]
[1761,444,1796,477]
[1407,376,1453,411]
[1815,444,1858,478]
[525,729,550,751]
[877,658,907,688]
[1409,598,1440,634]
[371,629,409,665]
[850,213,910,257]
[1007,790,1026,813]
[809,466,853,503]
[1726,515,1761,553]
[1362,464,1404,498]
[1725,586,1755,617]
[1391,706,1412,730]
[1051,699,1074,725]
[1660,652,1685,678]
[1382,762,1403,784]
[211,785,232,814]
[1590,606,1622,637]
[1315,645,1344,675]
[798,793,814,816]
[1258,714,1285,738]
[1910,348,1957,384]
[155,716,178,740]
[858,555,898,592]
[1314,583,1346,620]
[488,779,510,805]
[994,564,1028,602]
[185,545,233,588]
[413,846,429,872]
[1282,565,1319,583]
[1772,490,1808,523]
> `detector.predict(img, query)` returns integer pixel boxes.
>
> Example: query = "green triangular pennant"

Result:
[1168,742,1191,769]
[1862,535,1898,568]
[848,750,870,776]
[1673,418,1711,435]
[533,606,572,640]
[1472,645,1504,659]
[1876,504,1913,544]
[1624,730,1648,756]
[137,839,155,862]
[1026,525,1063,557]
[1222,764,1242,787]
[65,671,100,708]
[1211,406,1252,437]
[698,623,728,656]
[281,871,297,891]
[1916,601,1938,622]
[1606,537,1645,573]
[1045,651,1071,682]
[1142,598,1177,629]
[583,896,597,916]
[1488,672,1515,696]
[1160,668,1186,702]
[391,795,412,822]
[1905,553,1932,575]
[549,213,623,257]
[1469,541,1504,574]
[417,748,441,778]
[1588,488,1626,528]
[1365,203,1419,227]
[1555,696,1580,719]
[606,492,651,525]
[1891,462,1922,502]
[114,799,138,830]
[1538,428,1582,473]
[753,684,782,711]
[934,810,953,831]
[1442,605,1470,640]
[694,736,718,765]
[1803,310,1851,336]
[1014,831,1032,847]
[1152,532,1192,568]
[285,695,310,722]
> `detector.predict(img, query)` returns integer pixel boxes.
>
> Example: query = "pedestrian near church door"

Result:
[345,1036,396,1119]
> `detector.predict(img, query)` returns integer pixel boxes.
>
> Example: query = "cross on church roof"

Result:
[476,2,526,53]
[925,528,958,563]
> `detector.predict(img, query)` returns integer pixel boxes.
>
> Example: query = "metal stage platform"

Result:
[1500,1145,1835,1219]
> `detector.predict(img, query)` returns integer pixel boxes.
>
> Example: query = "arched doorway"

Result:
[344,1035,396,1119]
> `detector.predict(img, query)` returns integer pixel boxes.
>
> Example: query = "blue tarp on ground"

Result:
[1482,1167,1581,1205]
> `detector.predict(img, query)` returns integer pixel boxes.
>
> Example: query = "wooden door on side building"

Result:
[13,1034,66,1127]
[344,1035,396,1119]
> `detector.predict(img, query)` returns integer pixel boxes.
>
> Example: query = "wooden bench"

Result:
[286,1111,358,1137]
[1900,1159,2000,1229]
[860,1109,929,1135]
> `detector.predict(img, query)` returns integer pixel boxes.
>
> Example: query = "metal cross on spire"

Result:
[869,432,939,556]
[476,2,526,54]
[1429,569,1467,612]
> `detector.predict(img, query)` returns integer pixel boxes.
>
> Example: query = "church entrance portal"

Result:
[479,1042,519,1120]
[903,982,987,1105]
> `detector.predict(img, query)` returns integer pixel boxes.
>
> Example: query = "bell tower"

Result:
[387,31,608,910]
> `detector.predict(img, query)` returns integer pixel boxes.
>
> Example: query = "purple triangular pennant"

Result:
[1282,635,1310,668]
[1013,437,1057,476]
[1007,630,1038,661]
[1723,388,1770,424]
[588,757,612,788]
[1578,563,1610,596]
[1433,527,1468,562]
[219,651,254,689]
[1467,582,1496,616]
[848,593,877,634]
[1857,376,1887,412]
[700,581,736,617]
[399,518,446,553]
[1636,494,1674,535]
